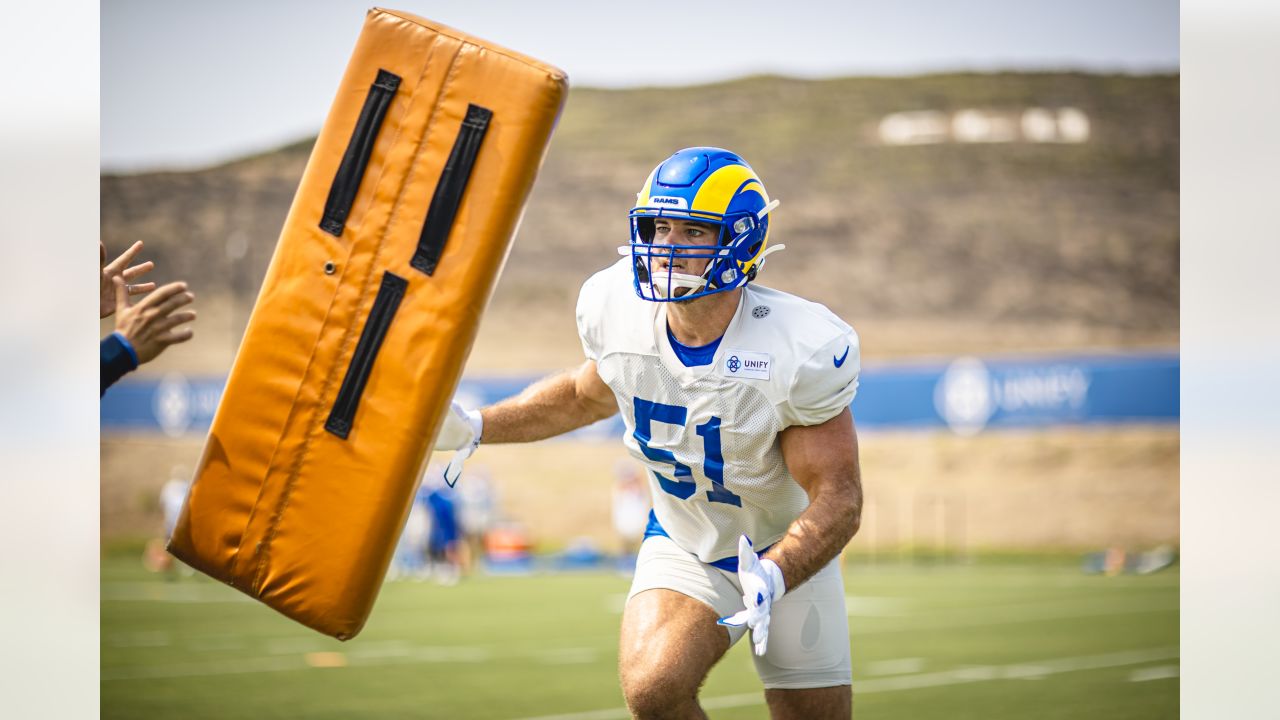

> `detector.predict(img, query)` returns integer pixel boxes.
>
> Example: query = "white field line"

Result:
[101,582,251,604]
[864,657,926,676]
[102,645,494,681]
[103,654,313,681]
[513,647,1180,720]
[844,571,1179,590]
[1130,665,1179,682]
[534,648,600,665]
[842,592,1177,621]
[854,598,1179,635]
[845,595,910,616]
[186,635,246,652]
[102,598,1176,681]
[264,637,331,655]
[106,631,171,648]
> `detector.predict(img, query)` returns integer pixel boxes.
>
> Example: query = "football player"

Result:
[437,147,863,719]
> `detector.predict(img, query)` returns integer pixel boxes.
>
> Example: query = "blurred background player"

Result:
[391,472,433,580]
[425,473,463,585]
[437,147,863,719]
[144,466,191,577]
[159,466,190,541]
[456,465,497,575]
[611,459,650,572]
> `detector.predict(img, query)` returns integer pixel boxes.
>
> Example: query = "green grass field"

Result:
[102,556,1177,719]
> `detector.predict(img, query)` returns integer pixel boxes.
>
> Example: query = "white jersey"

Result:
[577,259,860,563]
[160,479,190,537]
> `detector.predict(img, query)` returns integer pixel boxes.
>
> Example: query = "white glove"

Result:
[434,401,483,487]
[717,535,786,656]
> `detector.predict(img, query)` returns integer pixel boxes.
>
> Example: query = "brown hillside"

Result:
[100,72,1178,372]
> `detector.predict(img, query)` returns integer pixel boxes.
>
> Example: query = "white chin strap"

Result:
[615,245,724,298]
[647,270,708,298]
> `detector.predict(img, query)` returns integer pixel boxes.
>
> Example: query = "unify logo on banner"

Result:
[934,357,1092,435]
[99,353,1176,437]
[151,373,222,437]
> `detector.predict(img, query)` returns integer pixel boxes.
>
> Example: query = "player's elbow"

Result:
[846,501,862,541]
[569,387,614,425]
[594,399,620,423]
[802,474,861,546]
[571,360,617,423]
[828,471,862,542]
[838,485,862,541]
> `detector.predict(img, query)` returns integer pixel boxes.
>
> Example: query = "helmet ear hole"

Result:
[731,236,763,264]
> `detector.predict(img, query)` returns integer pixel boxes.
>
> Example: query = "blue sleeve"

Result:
[100,332,139,396]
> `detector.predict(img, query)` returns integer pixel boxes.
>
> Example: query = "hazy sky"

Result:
[102,0,1178,171]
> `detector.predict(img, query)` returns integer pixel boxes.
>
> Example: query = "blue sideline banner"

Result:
[101,352,1178,438]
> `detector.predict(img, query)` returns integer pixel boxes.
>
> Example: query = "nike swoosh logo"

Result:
[833,346,850,368]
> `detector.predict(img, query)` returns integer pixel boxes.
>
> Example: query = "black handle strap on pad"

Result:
[320,69,402,237]
[325,271,408,440]
[411,103,493,275]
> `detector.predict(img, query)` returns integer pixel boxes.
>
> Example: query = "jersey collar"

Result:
[652,289,748,387]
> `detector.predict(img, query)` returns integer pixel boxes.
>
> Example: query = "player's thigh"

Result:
[753,557,852,690]
[619,588,730,693]
[764,685,851,720]
[619,536,741,693]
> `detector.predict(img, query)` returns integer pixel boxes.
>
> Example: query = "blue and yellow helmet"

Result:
[624,147,782,302]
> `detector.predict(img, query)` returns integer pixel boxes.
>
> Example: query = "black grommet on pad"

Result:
[324,261,336,275]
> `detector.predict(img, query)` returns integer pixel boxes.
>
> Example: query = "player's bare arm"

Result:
[480,359,618,444]
[765,407,863,590]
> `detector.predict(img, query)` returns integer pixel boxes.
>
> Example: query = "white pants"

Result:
[627,534,852,689]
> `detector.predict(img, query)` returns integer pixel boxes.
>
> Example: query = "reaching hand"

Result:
[101,241,157,318]
[435,401,483,487]
[113,277,196,364]
[717,535,787,656]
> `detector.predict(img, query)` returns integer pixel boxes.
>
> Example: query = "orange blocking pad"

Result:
[168,8,567,639]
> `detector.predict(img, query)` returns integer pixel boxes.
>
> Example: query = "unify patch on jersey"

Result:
[722,350,771,380]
